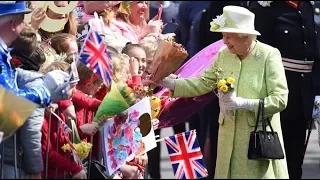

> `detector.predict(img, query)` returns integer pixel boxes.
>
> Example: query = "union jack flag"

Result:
[164,130,208,179]
[51,111,72,135]
[79,30,113,87]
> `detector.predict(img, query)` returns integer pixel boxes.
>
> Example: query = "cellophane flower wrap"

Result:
[149,39,188,84]
[93,80,136,125]
[154,40,224,128]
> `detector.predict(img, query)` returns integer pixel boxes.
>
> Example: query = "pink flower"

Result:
[130,110,139,119]
[124,125,133,138]
[111,161,118,169]
[108,148,115,156]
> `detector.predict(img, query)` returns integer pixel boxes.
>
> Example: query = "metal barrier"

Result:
[13,134,18,179]
[0,104,151,179]
[44,108,52,179]
[0,141,5,179]
[0,131,22,179]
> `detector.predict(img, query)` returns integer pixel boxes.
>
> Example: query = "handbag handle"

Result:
[253,99,263,132]
[253,99,275,135]
[261,99,275,134]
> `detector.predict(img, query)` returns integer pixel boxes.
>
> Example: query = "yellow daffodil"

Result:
[220,85,229,93]
[61,144,71,152]
[61,141,93,159]
[217,79,227,88]
[210,23,220,31]
[226,77,235,85]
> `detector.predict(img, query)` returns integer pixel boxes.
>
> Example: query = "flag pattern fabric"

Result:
[51,111,72,135]
[50,111,83,167]
[164,130,208,179]
[79,30,113,87]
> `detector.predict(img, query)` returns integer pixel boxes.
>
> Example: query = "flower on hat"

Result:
[257,1,273,7]
[210,14,226,32]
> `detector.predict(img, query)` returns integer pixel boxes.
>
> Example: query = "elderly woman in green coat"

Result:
[146,5,289,179]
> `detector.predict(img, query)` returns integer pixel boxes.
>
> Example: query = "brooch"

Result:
[255,50,261,60]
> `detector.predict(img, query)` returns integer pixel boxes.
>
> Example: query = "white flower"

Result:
[214,14,226,27]
[210,14,226,31]
[258,1,273,7]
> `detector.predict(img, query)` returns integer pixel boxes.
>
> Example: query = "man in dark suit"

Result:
[248,1,320,179]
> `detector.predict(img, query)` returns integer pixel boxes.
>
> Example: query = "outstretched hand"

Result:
[141,79,158,87]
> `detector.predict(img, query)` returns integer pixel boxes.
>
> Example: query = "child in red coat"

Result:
[40,61,86,179]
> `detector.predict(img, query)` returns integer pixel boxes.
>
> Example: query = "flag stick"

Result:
[155,130,197,143]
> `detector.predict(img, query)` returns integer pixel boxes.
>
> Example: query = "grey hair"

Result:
[238,33,257,40]
[0,14,24,26]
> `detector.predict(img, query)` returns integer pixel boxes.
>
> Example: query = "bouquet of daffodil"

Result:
[62,141,93,160]
[132,84,166,119]
[213,68,235,93]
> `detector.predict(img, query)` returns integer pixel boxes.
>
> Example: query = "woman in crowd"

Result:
[145,6,289,179]
[31,1,78,41]
[83,1,171,52]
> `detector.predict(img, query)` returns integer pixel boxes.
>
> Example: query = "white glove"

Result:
[160,77,176,90]
[43,70,71,103]
[312,96,320,119]
[218,97,234,119]
[219,90,255,111]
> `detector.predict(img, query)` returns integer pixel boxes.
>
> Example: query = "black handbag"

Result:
[248,99,285,160]
[87,160,116,179]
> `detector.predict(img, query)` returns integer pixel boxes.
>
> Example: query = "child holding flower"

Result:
[41,61,86,179]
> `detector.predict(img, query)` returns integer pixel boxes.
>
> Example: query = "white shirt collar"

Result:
[0,37,8,52]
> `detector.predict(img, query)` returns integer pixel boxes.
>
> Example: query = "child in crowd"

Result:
[40,61,84,179]
[50,33,79,54]
[57,58,103,161]
[38,42,58,71]
[121,43,151,178]
[139,40,158,80]
[122,43,147,88]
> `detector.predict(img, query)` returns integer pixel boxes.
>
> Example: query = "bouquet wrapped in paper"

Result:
[154,40,225,128]
[94,81,136,124]
[149,39,188,83]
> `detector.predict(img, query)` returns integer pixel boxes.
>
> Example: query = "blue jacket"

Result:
[0,39,51,107]
[0,68,45,174]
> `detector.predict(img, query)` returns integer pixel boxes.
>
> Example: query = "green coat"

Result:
[172,41,289,179]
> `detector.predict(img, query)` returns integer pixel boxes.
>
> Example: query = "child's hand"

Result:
[134,153,148,167]
[80,123,99,136]
[62,105,77,120]
[120,164,140,179]
[129,57,140,76]
[30,8,46,30]
[72,169,87,179]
